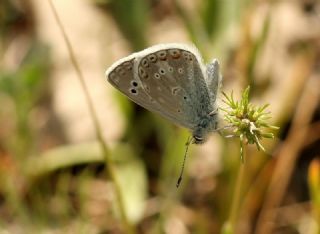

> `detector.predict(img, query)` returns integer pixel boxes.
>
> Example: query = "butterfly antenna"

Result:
[176,136,193,188]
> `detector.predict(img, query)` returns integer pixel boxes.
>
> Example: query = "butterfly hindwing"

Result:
[205,59,221,105]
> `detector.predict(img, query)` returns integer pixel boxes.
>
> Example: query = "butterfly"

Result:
[105,43,222,186]
[106,43,221,142]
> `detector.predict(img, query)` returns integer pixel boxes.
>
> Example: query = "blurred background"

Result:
[0,0,320,233]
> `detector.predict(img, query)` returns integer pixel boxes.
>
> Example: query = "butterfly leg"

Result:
[208,109,218,116]
[221,133,237,138]
[214,125,236,138]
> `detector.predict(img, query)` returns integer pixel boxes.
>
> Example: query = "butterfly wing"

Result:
[106,49,195,129]
[106,56,163,114]
[134,44,215,129]
[205,59,222,105]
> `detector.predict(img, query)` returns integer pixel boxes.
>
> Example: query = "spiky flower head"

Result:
[220,86,279,162]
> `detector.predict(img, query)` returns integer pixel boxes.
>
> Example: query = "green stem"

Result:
[47,1,135,233]
[229,153,246,232]
[240,137,244,163]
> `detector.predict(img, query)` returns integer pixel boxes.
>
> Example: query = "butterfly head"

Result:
[192,113,218,144]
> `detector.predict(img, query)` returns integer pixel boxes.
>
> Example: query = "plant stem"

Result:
[47,1,135,233]
[229,154,246,231]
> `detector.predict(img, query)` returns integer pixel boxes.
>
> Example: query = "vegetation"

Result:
[0,0,319,233]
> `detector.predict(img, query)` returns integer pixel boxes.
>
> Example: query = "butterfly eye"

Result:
[178,68,184,74]
[169,49,181,59]
[148,54,157,63]
[157,51,167,60]
[194,135,204,144]
[168,66,174,72]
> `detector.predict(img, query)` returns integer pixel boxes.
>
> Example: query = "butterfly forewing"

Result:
[107,58,163,114]
[136,47,213,129]
[106,53,192,127]
[106,44,217,131]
